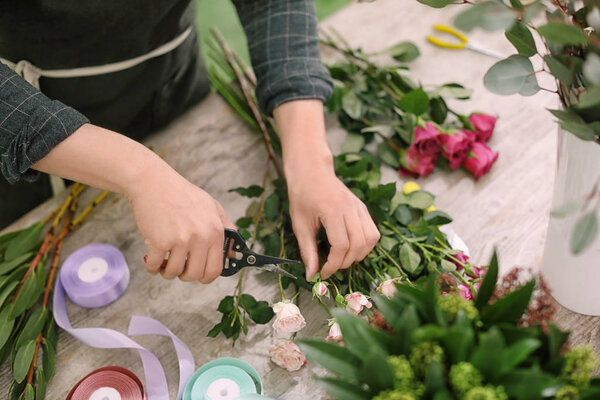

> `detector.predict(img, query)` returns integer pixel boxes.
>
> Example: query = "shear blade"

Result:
[261,264,297,279]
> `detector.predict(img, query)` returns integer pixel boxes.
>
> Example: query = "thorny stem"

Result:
[375,244,410,281]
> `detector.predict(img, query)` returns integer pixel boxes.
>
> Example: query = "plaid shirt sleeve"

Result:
[0,62,89,184]
[233,0,334,116]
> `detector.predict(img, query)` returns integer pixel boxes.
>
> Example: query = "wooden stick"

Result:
[70,190,109,230]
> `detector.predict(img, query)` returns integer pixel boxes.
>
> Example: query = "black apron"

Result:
[0,0,211,228]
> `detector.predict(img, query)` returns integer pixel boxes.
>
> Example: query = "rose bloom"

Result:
[325,320,342,343]
[345,293,372,314]
[469,113,497,142]
[439,130,473,170]
[453,251,470,270]
[458,282,482,300]
[272,302,306,334]
[413,122,441,156]
[312,282,329,297]
[464,142,498,179]
[269,341,307,372]
[399,147,437,178]
[377,279,400,299]
[466,266,487,279]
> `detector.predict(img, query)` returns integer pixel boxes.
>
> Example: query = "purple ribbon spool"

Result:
[59,243,130,308]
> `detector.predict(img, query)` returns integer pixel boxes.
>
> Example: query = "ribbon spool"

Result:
[66,366,146,400]
[183,358,274,400]
[59,243,130,308]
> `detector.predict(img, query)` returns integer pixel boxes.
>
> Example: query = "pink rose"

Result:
[345,293,372,314]
[466,266,487,279]
[413,122,441,156]
[469,113,497,142]
[269,341,307,372]
[312,282,329,298]
[453,252,470,271]
[439,130,473,170]
[272,302,306,334]
[458,282,481,300]
[325,320,342,343]
[464,142,498,179]
[399,147,438,178]
[376,279,400,299]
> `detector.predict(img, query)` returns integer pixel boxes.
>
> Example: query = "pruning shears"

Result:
[144,228,299,279]
[426,24,505,59]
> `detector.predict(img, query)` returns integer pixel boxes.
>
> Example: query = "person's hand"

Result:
[128,170,235,283]
[287,164,380,280]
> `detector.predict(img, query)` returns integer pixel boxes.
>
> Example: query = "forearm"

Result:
[273,99,334,183]
[32,123,181,198]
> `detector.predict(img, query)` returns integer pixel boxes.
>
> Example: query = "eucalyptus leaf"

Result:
[560,121,597,141]
[417,0,455,8]
[386,41,420,63]
[583,53,600,86]
[13,339,36,383]
[454,2,516,32]
[576,86,600,109]
[505,22,537,57]
[548,109,585,124]
[550,202,581,218]
[571,211,598,255]
[544,55,573,86]
[484,55,539,96]
[537,23,588,45]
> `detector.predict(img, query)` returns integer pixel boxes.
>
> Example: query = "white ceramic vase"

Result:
[542,128,600,315]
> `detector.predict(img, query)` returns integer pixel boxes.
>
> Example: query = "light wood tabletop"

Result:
[1,1,596,398]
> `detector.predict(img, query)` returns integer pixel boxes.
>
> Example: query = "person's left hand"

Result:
[286,163,380,280]
[274,99,380,280]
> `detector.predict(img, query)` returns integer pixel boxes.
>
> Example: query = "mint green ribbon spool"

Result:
[183,358,274,400]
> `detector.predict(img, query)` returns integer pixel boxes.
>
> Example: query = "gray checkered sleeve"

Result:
[0,62,89,183]
[233,0,333,116]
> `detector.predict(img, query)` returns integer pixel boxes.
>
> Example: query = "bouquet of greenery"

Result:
[414,0,600,251]
[299,253,600,400]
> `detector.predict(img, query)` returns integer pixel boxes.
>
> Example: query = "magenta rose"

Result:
[439,130,473,170]
[469,113,497,142]
[399,146,437,178]
[452,251,469,271]
[413,122,441,156]
[464,142,499,179]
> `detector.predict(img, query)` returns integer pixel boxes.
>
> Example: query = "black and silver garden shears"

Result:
[145,229,299,279]
[221,228,298,279]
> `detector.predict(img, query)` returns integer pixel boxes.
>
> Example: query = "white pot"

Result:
[542,128,600,315]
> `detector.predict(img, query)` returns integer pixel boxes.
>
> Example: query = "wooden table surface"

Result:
[2,1,597,398]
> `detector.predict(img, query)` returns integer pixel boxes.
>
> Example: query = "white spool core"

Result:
[206,378,241,400]
[89,386,122,400]
[77,257,109,283]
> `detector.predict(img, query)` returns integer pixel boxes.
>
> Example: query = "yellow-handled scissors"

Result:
[427,25,505,59]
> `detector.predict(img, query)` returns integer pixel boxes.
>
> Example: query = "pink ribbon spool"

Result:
[66,366,146,400]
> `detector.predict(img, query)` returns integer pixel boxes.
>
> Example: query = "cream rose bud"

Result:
[269,341,307,372]
[377,279,400,298]
[312,282,329,297]
[345,293,372,314]
[325,320,342,342]
[272,301,306,334]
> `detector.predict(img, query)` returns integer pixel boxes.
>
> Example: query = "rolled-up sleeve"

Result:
[233,0,334,116]
[0,62,88,183]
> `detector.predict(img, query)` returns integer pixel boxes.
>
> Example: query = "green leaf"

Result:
[484,55,540,96]
[207,322,223,338]
[481,280,535,325]
[264,193,280,220]
[298,339,361,381]
[417,0,455,8]
[576,86,600,109]
[560,121,598,141]
[400,243,421,274]
[548,109,585,124]
[470,326,505,380]
[342,133,365,153]
[386,41,420,62]
[505,22,537,57]
[475,251,499,310]
[368,183,397,203]
[406,190,435,209]
[0,229,22,253]
[16,307,48,349]
[429,96,448,124]
[332,309,390,360]
[23,384,34,400]
[500,367,558,400]
[537,23,588,45]
[583,53,600,86]
[442,313,475,363]
[423,362,446,397]
[424,210,452,225]
[0,253,34,276]
[244,301,274,324]
[432,83,472,100]
[228,185,264,198]
[455,1,517,32]
[379,236,398,251]
[361,349,395,393]
[544,55,573,86]
[342,90,364,120]
[551,201,581,218]
[376,142,400,168]
[217,296,234,314]
[571,211,598,254]
[11,265,45,319]
[235,217,253,229]
[394,205,412,226]
[0,306,16,350]
[502,338,541,371]
[42,338,56,381]
[35,368,46,399]
[399,88,430,116]
[13,339,36,383]
[0,281,18,309]
[440,259,456,272]
[316,377,370,400]
[4,222,43,262]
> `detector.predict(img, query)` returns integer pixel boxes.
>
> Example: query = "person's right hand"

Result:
[128,171,235,283]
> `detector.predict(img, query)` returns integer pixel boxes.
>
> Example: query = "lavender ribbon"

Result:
[53,243,196,400]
